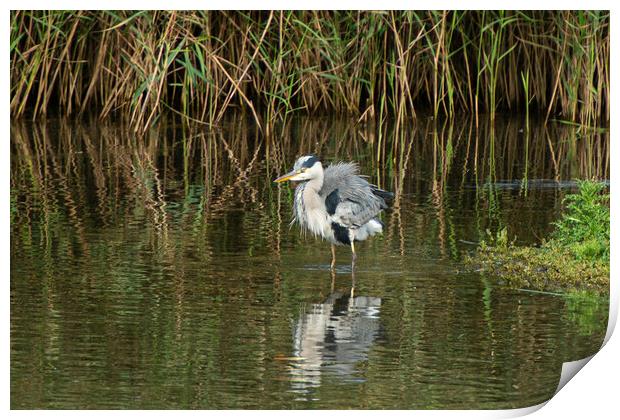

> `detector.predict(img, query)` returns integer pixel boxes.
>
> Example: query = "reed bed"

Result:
[10,10,609,133]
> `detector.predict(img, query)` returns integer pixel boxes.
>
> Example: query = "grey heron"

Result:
[274,155,393,269]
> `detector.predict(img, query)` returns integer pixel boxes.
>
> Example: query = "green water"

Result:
[10,117,609,409]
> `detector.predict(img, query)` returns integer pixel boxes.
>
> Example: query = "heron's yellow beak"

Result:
[274,170,299,183]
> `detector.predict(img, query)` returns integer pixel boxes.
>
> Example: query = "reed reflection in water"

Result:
[10,116,609,409]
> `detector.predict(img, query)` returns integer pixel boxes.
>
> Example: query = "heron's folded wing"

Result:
[333,198,383,228]
[321,162,388,228]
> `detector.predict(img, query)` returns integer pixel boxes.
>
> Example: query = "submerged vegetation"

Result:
[10,10,609,133]
[471,181,610,294]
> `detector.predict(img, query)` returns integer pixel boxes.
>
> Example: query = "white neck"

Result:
[306,176,323,192]
[305,165,324,192]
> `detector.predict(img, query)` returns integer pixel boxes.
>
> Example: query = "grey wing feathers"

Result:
[319,162,392,228]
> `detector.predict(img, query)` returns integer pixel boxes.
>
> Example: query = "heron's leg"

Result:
[348,229,357,271]
[330,244,337,270]
[350,240,357,268]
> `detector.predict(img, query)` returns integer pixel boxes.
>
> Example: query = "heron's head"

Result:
[274,155,323,183]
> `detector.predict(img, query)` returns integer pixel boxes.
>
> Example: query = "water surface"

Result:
[10,117,609,409]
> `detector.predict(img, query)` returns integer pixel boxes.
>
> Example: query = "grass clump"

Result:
[550,180,609,263]
[470,181,610,294]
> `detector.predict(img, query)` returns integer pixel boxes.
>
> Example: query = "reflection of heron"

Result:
[274,155,393,269]
[289,291,382,392]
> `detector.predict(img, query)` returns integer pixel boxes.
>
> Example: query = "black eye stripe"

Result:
[302,155,320,168]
